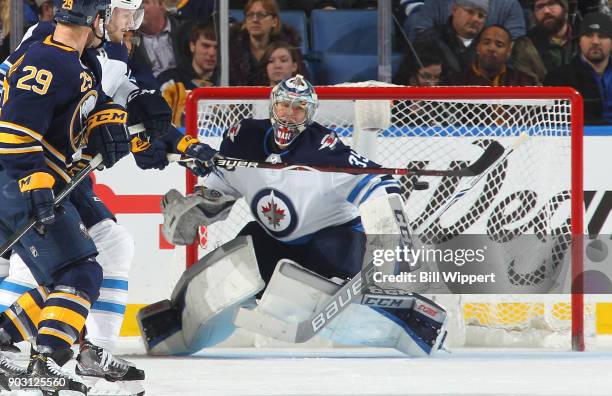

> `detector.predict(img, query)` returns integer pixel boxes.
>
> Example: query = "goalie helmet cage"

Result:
[183,85,584,351]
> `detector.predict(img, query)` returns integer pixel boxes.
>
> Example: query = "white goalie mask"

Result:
[269,74,318,148]
[103,0,144,37]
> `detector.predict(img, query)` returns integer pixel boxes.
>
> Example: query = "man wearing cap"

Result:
[545,12,612,124]
[512,0,577,84]
[408,0,526,41]
[413,0,490,75]
[446,24,537,86]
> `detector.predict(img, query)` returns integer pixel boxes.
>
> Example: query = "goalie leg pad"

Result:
[138,236,264,355]
[235,260,447,356]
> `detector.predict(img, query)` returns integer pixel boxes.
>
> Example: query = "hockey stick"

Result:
[0,125,151,257]
[0,154,104,257]
[235,135,529,343]
[131,120,503,177]
[166,140,505,177]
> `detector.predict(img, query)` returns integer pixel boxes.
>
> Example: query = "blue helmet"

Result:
[54,0,111,27]
[269,75,318,148]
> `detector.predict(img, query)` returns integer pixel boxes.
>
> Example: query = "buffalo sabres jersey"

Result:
[0,22,138,106]
[0,31,114,185]
[203,119,401,243]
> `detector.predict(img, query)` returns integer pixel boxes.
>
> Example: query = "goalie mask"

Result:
[270,74,318,148]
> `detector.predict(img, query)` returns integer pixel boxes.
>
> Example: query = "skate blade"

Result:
[83,378,144,396]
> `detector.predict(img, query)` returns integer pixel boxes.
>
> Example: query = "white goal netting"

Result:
[184,83,587,350]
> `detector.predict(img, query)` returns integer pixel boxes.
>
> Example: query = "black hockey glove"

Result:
[131,136,169,170]
[87,102,131,169]
[177,135,218,177]
[18,172,56,231]
[127,89,172,139]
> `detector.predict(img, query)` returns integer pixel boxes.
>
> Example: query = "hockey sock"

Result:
[1,286,47,343]
[37,289,91,350]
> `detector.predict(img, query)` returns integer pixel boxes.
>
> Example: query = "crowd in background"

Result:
[1,0,612,125]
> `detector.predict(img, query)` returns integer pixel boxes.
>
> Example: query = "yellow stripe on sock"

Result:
[18,292,43,327]
[39,306,86,332]
[5,310,29,341]
[38,327,74,346]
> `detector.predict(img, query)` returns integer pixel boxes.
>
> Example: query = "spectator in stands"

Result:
[413,0,488,75]
[229,0,308,86]
[447,25,537,85]
[134,0,185,79]
[511,0,576,84]
[393,42,446,86]
[37,0,54,22]
[544,12,612,124]
[407,0,526,41]
[265,41,299,85]
[158,23,219,126]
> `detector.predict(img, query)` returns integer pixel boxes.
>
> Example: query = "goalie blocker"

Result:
[137,237,447,356]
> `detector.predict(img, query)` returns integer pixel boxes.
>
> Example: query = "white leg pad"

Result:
[138,236,264,355]
[235,260,443,356]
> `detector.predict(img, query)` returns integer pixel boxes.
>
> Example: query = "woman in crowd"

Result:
[229,0,308,85]
[265,41,299,85]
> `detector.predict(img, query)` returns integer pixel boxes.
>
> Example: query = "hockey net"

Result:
[183,84,586,350]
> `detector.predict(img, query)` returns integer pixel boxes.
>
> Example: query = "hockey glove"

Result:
[127,89,172,139]
[87,102,130,169]
[131,136,169,170]
[176,135,218,177]
[19,172,56,228]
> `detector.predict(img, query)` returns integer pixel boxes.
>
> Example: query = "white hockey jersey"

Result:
[203,119,401,243]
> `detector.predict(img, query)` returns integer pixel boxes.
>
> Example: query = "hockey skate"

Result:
[26,346,89,395]
[76,340,145,396]
[0,328,26,390]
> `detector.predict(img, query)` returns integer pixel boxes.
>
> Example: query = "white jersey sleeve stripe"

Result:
[357,180,401,205]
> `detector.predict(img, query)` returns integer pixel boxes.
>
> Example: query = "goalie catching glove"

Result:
[161,187,236,245]
[87,102,130,168]
[127,89,172,139]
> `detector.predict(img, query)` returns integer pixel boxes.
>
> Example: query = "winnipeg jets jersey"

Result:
[203,119,401,243]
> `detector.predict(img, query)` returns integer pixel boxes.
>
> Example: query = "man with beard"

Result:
[446,25,536,85]
[413,0,489,75]
[511,0,576,84]
[545,12,612,124]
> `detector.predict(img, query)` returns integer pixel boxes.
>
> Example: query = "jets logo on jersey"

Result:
[251,188,298,238]
[69,90,97,151]
[228,123,241,142]
[319,133,339,150]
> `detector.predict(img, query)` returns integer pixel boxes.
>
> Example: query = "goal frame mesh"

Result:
[183,86,585,351]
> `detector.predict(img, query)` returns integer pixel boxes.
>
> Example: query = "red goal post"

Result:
[184,85,584,351]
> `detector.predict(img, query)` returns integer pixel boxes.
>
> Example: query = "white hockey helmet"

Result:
[106,0,144,30]
[269,74,318,148]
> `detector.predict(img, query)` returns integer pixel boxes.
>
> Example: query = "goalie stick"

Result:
[127,122,504,177]
[166,141,504,177]
[235,136,528,343]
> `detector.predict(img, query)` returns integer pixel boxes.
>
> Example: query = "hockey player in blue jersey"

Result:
[153,75,448,357]
[0,0,139,393]
[0,0,216,390]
